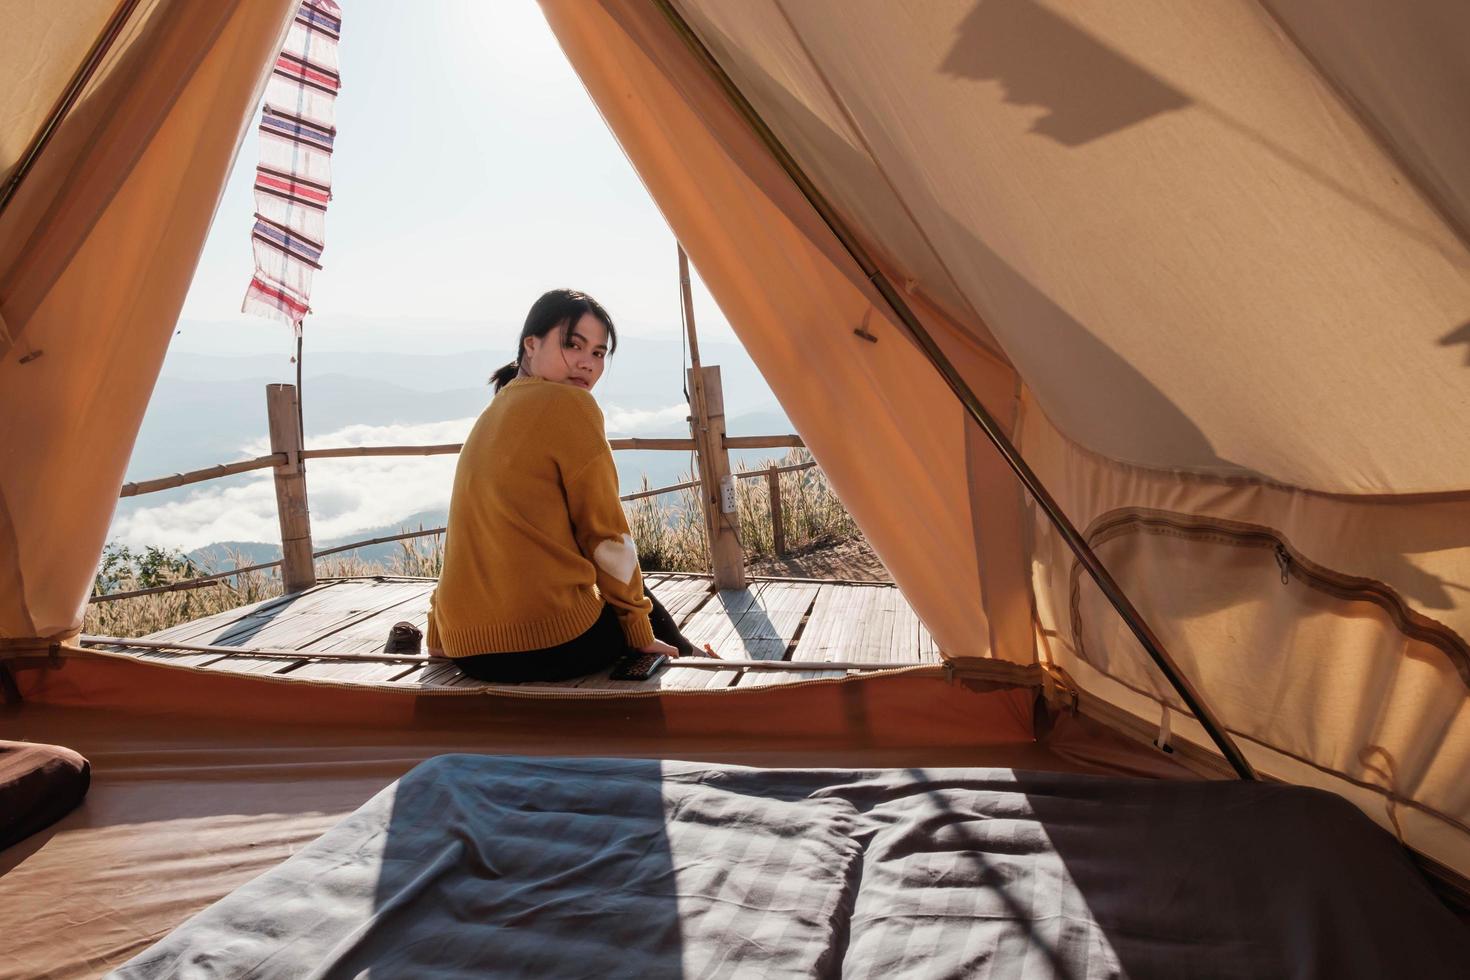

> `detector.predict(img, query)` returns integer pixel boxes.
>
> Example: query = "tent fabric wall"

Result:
[1259,0,1470,245]
[0,0,120,187]
[669,0,1470,495]
[537,0,1470,879]
[0,0,298,642]
[0,0,1466,903]
[1021,400,1470,878]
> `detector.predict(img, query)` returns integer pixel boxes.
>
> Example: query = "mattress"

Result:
[111,755,1470,978]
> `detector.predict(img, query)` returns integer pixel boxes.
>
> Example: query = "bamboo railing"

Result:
[97,380,812,603]
[118,435,806,497]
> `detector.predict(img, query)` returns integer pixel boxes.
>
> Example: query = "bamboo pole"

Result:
[77,635,929,672]
[767,464,786,556]
[118,437,808,499]
[119,454,286,497]
[692,364,746,588]
[741,461,814,478]
[678,246,720,566]
[301,444,463,460]
[621,479,701,503]
[266,384,316,593]
[618,461,815,503]
[678,246,746,588]
[89,577,225,603]
[725,435,803,450]
[653,0,1255,780]
[90,557,286,602]
[313,526,445,559]
[610,437,696,451]
[90,529,452,605]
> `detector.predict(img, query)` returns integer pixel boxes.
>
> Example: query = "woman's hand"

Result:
[636,639,681,658]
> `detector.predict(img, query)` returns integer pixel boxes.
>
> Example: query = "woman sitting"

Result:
[427,288,706,682]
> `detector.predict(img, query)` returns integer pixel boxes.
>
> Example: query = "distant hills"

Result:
[126,337,782,481]
[120,339,796,560]
[187,508,450,571]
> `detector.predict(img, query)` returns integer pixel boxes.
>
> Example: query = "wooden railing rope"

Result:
[104,379,813,603]
[91,557,292,602]
[95,456,817,603]
[118,435,806,499]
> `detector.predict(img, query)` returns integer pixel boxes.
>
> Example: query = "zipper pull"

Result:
[1274,544,1292,584]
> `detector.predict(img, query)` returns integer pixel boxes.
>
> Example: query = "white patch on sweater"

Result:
[593,533,639,585]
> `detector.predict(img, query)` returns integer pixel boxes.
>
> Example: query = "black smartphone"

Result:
[609,652,669,681]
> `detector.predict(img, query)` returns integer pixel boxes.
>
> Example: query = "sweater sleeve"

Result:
[562,414,655,648]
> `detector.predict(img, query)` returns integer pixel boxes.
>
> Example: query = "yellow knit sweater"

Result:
[426,375,655,657]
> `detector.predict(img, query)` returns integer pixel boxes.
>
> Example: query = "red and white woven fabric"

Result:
[241,0,341,334]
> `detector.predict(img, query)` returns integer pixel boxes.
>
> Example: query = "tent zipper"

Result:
[1273,543,1292,584]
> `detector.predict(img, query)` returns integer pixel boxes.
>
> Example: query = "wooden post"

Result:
[266,383,316,593]
[766,464,785,557]
[688,364,746,589]
[678,244,745,589]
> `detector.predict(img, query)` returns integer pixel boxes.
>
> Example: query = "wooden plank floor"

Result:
[94,573,942,694]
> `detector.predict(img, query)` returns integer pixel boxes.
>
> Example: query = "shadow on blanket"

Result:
[112,755,1470,979]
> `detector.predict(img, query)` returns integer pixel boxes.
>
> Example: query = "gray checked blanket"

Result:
[113,755,1470,978]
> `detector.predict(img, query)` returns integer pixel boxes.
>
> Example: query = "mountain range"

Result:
[119,338,795,561]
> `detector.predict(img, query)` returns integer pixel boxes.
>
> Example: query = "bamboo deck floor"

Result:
[87,573,943,695]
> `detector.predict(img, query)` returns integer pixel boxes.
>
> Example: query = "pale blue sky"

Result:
[175,0,738,357]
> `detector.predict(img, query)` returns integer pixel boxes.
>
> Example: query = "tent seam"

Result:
[1030,391,1470,503]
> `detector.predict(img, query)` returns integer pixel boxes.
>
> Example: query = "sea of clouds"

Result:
[110,403,691,552]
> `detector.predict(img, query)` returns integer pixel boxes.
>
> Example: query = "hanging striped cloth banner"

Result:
[242,0,341,335]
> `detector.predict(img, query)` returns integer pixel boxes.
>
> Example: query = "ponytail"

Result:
[489,360,519,393]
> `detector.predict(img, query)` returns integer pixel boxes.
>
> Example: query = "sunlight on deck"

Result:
[90,574,943,694]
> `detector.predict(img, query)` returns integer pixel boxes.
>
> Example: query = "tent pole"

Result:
[0,0,143,219]
[680,245,717,573]
[680,245,747,587]
[652,0,1255,780]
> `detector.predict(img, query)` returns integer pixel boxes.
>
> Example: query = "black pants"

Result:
[455,586,695,683]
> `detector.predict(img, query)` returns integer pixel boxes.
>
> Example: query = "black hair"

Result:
[490,289,618,393]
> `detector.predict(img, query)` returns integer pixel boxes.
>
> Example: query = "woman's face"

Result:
[522,312,609,392]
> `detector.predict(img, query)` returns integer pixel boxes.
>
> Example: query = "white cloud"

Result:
[111,479,286,554]
[602,402,689,436]
[111,406,684,553]
[113,417,477,553]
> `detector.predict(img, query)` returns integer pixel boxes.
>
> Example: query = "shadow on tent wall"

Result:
[939,0,1191,147]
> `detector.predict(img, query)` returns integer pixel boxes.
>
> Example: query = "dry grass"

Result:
[87,450,861,637]
[84,539,444,639]
[628,448,859,573]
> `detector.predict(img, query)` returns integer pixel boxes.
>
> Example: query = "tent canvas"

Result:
[2,0,1470,967]
[532,0,1470,882]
